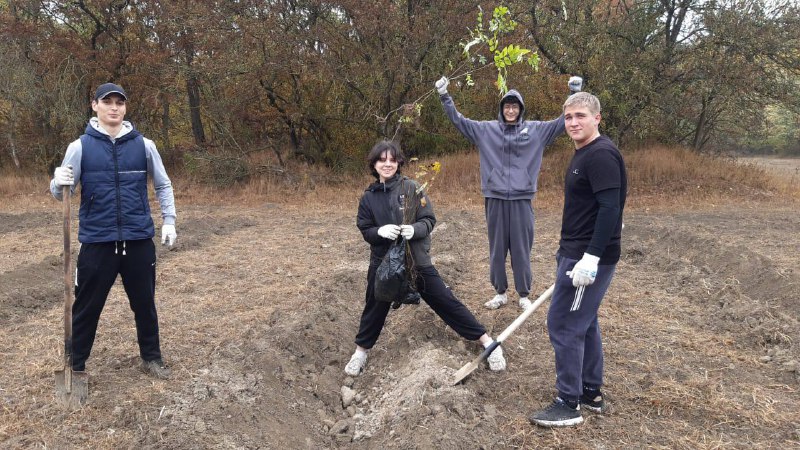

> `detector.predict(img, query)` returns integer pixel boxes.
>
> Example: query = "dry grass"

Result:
[0,173,45,197]
[624,146,799,209]
[3,145,797,211]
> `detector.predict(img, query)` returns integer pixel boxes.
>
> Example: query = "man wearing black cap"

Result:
[435,76,583,312]
[50,82,177,379]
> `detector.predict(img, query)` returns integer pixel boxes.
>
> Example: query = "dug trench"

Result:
[0,203,798,448]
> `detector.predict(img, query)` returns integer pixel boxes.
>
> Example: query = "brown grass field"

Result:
[0,148,798,449]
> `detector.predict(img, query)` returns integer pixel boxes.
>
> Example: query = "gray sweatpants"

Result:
[484,198,534,297]
[547,254,616,402]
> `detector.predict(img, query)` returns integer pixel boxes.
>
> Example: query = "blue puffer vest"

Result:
[78,123,155,243]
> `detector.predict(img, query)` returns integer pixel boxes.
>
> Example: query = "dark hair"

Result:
[366,140,405,180]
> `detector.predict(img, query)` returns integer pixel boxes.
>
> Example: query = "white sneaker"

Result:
[519,297,532,310]
[487,346,506,371]
[344,351,368,376]
[484,293,508,309]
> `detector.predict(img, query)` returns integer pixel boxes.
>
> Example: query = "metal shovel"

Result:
[55,186,88,408]
[452,284,555,385]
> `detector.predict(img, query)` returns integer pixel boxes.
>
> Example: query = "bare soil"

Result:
[1,188,799,448]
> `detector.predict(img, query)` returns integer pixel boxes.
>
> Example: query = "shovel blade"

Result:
[452,358,482,385]
[452,341,499,385]
[55,369,89,408]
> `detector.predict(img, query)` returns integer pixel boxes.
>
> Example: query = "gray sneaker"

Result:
[140,358,171,379]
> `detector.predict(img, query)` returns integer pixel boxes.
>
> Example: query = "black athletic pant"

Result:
[72,239,161,370]
[355,264,487,349]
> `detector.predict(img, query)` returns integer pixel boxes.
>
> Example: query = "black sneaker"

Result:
[529,398,583,427]
[140,358,171,379]
[580,392,608,413]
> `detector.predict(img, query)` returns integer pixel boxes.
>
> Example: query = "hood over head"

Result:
[498,89,525,124]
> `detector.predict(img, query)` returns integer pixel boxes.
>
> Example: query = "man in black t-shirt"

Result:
[530,92,627,428]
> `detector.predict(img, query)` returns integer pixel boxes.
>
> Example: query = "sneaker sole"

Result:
[530,416,584,427]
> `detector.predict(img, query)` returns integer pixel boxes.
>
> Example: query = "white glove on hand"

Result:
[161,224,177,246]
[400,224,415,240]
[435,76,449,95]
[568,76,583,93]
[568,253,599,287]
[377,224,401,240]
[54,165,74,186]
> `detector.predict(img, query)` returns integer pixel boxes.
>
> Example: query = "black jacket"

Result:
[357,174,436,267]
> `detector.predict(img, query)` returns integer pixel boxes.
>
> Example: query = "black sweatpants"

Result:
[354,264,487,349]
[72,239,161,370]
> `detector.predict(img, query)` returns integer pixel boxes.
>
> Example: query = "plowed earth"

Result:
[1,186,798,448]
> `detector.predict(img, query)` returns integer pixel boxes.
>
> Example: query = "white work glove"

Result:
[161,224,177,246]
[568,253,599,287]
[568,76,583,93]
[377,224,401,240]
[400,224,415,240]
[54,165,74,186]
[435,76,449,95]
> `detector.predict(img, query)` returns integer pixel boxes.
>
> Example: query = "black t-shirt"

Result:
[558,135,627,264]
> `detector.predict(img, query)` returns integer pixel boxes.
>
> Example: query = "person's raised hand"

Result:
[568,76,583,94]
[377,224,401,240]
[435,76,449,95]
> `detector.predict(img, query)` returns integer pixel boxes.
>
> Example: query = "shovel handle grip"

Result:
[479,340,501,361]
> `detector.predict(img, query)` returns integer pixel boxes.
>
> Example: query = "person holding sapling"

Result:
[436,76,583,311]
[345,140,506,376]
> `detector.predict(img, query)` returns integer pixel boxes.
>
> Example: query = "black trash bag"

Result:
[374,238,417,305]
[391,289,421,310]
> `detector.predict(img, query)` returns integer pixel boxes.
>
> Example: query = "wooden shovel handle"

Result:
[495,284,555,343]
[62,187,73,366]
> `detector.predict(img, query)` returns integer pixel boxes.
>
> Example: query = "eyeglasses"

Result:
[503,104,520,111]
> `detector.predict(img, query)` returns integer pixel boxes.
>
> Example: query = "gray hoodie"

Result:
[440,90,565,200]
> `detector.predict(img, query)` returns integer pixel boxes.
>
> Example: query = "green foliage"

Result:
[461,5,539,95]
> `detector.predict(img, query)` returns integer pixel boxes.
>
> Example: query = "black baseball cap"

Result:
[94,83,128,101]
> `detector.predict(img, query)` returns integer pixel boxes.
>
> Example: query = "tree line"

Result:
[1,0,798,179]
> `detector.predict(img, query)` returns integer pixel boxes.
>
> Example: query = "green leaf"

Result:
[493,6,509,19]
[496,72,508,94]
[527,53,540,71]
